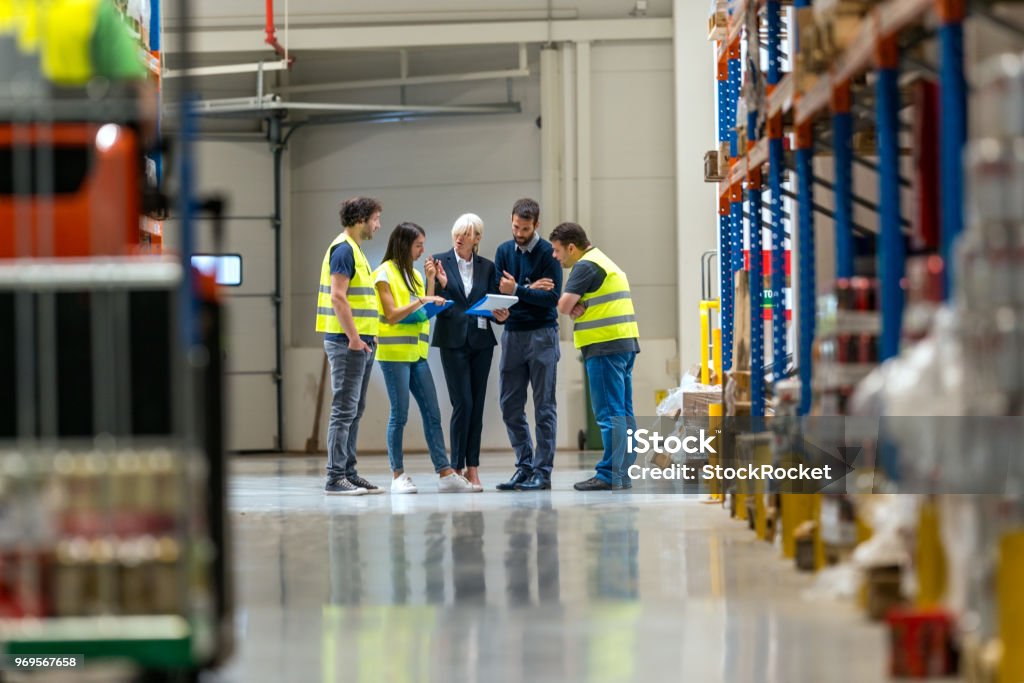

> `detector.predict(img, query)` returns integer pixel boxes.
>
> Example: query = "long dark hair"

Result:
[382,222,425,293]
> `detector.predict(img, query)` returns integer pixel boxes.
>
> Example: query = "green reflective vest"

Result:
[572,248,640,349]
[315,233,379,337]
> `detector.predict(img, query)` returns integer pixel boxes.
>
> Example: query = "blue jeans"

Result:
[379,359,451,473]
[498,327,560,479]
[585,352,638,484]
[324,337,376,479]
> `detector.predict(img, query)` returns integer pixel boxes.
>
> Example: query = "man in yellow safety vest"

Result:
[315,197,385,496]
[550,222,640,491]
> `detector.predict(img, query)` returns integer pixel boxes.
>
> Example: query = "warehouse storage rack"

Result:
[711,0,977,415]
[709,1,1024,678]
[0,1,233,680]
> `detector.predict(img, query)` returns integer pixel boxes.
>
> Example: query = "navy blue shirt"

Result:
[493,235,562,331]
[325,241,375,344]
[564,256,641,360]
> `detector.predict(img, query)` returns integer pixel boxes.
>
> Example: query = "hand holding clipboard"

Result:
[466,294,518,319]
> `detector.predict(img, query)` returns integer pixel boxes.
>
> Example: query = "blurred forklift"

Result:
[0,2,233,681]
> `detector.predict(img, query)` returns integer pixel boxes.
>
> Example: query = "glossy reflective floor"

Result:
[217,455,894,683]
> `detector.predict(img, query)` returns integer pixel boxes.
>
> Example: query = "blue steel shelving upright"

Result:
[766,0,787,384]
[938,0,967,299]
[793,0,815,416]
[718,34,742,373]
[876,35,905,361]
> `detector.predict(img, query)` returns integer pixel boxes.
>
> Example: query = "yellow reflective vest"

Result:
[315,233,379,337]
[571,248,640,349]
[1,0,103,85]
[374,260,429,363]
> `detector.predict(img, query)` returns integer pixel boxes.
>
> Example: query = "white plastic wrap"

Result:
[850,307,965,487]
[802,563,862,603]
[851,495,919,571]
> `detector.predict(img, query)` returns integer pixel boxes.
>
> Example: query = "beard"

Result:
[361,226,374,240]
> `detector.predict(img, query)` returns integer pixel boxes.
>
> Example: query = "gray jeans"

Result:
[498,327,560,478]
[324,337,376,479]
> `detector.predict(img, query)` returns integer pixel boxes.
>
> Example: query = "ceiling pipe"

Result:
[265,0,295,66]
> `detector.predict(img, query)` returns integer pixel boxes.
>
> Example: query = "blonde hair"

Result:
[451,213,484,253]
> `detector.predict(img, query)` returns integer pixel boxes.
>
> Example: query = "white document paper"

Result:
[468,294,519,313]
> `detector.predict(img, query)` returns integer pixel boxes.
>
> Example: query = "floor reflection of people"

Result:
[451,511,486,603]
[503,502,560,606]
[588,507,639,600]
[390,512,410,604]
[585,507,641,683]
[328,513,363,606]
[325,511,437,683]
[424,512,447,604]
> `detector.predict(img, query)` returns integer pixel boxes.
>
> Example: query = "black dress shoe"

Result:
[496,469,532,491]
[573,476,612,491]
[517,473,551,491]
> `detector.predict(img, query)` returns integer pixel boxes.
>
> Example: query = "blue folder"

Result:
[399,299,453,324]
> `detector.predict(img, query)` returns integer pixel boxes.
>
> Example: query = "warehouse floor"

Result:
[218,455,893,683]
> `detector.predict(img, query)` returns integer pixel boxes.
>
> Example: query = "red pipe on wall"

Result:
[264,0,295,66]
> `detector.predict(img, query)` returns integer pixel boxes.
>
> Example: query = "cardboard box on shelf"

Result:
[684,389,723,418]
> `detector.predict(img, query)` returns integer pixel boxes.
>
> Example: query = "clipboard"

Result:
[466,294,519,318]
[399,299,453,324]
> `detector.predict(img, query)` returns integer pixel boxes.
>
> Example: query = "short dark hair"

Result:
[339,196,382,228]
[511,198,540,224]
[549,222,590,250]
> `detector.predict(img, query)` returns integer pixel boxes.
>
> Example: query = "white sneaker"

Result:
[390,473,418,494]
[438,472,475,493]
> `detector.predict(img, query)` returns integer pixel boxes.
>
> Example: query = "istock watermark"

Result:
[611,415,1024,495]
[626,428,716,456]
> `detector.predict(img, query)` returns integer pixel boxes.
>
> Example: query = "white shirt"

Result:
[456,252,474,294]
[374,265,420,294]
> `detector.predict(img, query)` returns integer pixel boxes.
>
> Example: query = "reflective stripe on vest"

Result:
[571,248,640,349]
[374,260,430,362]
[315,233,380,336]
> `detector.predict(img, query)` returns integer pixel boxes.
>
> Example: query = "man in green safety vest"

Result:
[549,222,640,491]
[315,197,385,496]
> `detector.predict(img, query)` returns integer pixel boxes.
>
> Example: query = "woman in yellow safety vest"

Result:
[374,222,475,494]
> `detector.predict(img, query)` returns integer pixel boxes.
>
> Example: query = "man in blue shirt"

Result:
[493,198,563,491]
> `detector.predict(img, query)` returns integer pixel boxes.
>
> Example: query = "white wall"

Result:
[673,0,718,372]
[165,140,281,451]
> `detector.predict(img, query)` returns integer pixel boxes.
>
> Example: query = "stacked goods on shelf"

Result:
[957,50,1024,683]
[0,449,211,620]
[813,1,884,61]
[115,0,154,51]
[961,52,1024,417]
[793,1,883,94]
[708,0,728,40]
[812,277,881,416]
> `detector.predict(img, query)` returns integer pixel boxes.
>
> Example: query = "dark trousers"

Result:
[498,327,559,478]
[440,345,494,469]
